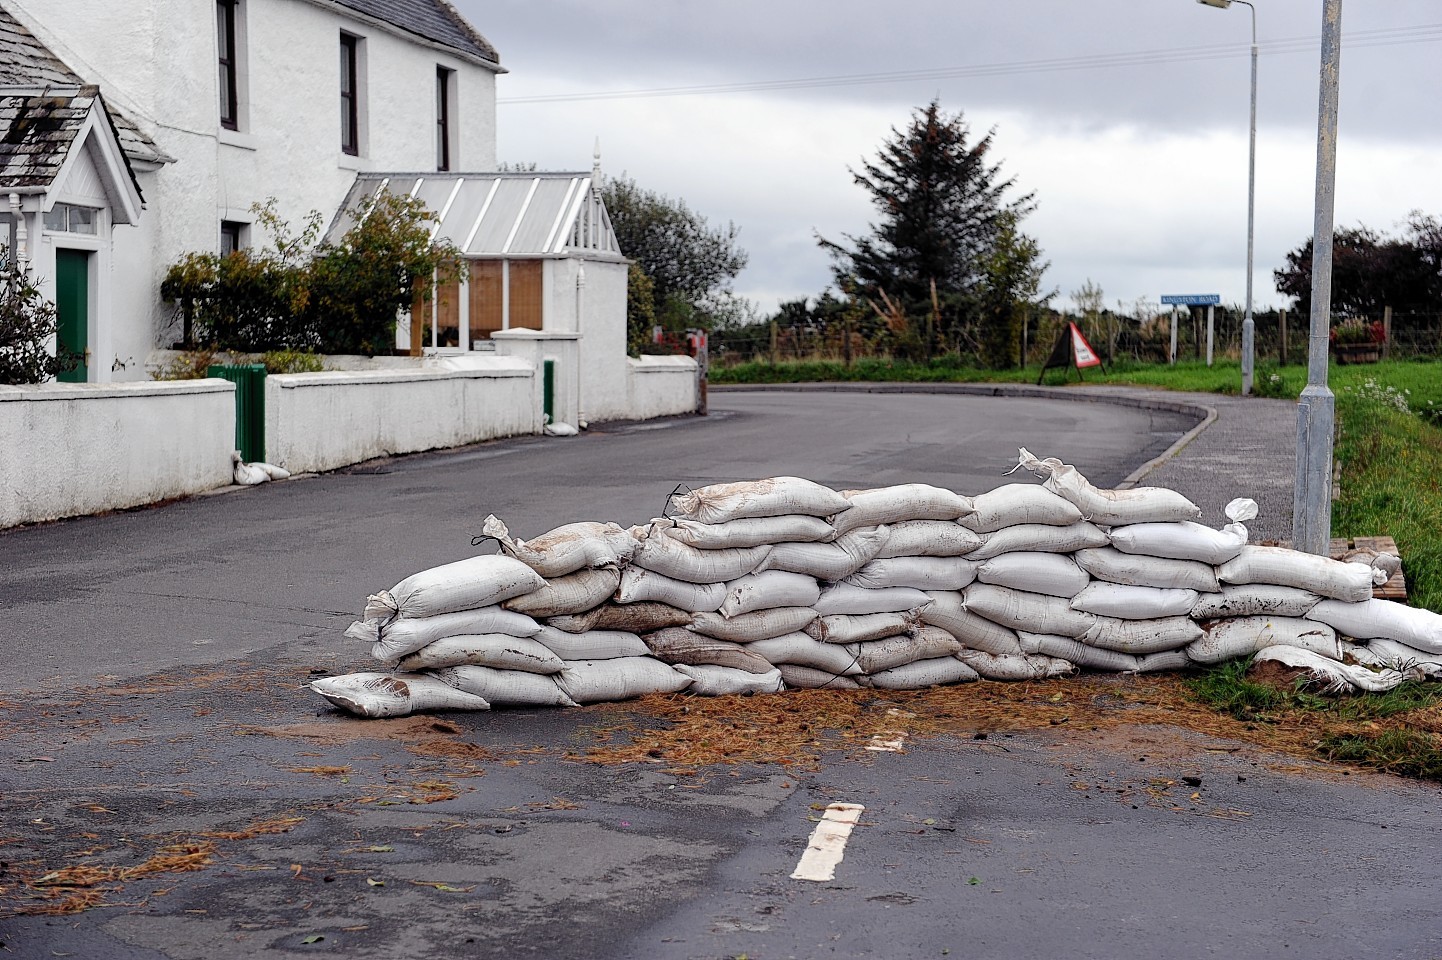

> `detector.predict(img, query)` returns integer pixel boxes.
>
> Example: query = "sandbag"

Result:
[1135,649,1193,673]
[546,602,693,634]
[775,665,865,690]
[309,671,491,718]
[959,483,1083,533]
[1106,499,1257,565]
[848,626,962,673]
[1364,637,1442,673]
[675,664,785,696]
[844,556,978,592]
[482,516,636,578]
[630,528,771,584]
[868,656,980,689]
[642,627,777,674]
[395,634,564,674]
[1016,448,1201,526]
[502,568,620,618]
[1253,645,1408,694]
[720,571,823,618]
[758,526,890,581]
[1081,615,1202,654]
[1187,616,1341,664]
[876,520,986,559]
[748,633,864,676]
[616,567,727,611]
[656,514,835,549]
[1070,583,1199,620]
[966,521,1109,560]
[351,607,544,664]
[807,611,923,645]
[667,477,850,523]
[1190,585,1323,620]
[832,484,974,534]
[920,591,1024,656]
[977,552,1090,599]
[529,625,650,660]
[1017,632,1140,673]
[432,664,580,708]
[363,555,546,622]
[1073,547,1220,593]
[1305,598,1442,653]
[814,583,933,616]
[963,584,1096,638]
[556,657,693,704]
[687,607,818,643]
[956,649,1076,681]
[1217,546,1395,603]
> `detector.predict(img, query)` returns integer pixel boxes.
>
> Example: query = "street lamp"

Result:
[1196,0,1257,396]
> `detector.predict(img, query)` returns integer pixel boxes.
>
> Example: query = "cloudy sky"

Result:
[454,1,1441,316]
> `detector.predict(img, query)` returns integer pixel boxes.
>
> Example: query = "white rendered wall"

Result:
[265,360,537,474]
[543,257,629,422]
[0,380,236,528]
[627,355,699,421]
[489,330,580,428]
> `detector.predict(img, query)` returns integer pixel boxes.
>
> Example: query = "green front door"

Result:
[55,249,89,383]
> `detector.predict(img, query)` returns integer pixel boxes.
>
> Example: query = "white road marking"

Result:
[791,803,865,882]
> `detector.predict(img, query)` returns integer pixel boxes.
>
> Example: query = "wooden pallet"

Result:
[1267,535,1407,602]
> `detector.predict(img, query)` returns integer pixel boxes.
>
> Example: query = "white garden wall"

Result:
[0,380,235,528]
[628,355,699,420]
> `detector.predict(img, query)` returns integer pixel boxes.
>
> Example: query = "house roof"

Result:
[330,173,623,260]
[0,85,144,218]
[326,0,501,67]
[0,7,172,166]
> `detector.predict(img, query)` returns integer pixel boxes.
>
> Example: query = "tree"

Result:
[976,210,1051,368]
[599,174,750,333]
[624,262,656,356]
[1273,220,1440,319]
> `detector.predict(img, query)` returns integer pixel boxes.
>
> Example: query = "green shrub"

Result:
[0,271,79,384]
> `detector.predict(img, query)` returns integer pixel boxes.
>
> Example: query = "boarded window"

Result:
[469,260,503,343]
[435,273,460,348]
[509,259,543,330]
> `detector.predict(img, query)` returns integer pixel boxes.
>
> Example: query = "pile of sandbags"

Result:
[308,454,1437,718]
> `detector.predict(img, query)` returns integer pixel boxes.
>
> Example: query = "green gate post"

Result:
[542,358,555,426]
[207,364,267,462]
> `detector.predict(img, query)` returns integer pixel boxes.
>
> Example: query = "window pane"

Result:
[44,206,66,232]
[469,260,502,343]
[435,273,460,347]
[217,0,237,129]
[508,260,543,330]
[68,206,97,235]
[340,35,358,155]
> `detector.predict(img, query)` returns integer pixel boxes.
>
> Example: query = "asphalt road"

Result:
[3,389,1441,960]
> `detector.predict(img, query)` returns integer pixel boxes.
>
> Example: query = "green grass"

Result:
[1319,730,1442,780]
[1188,657,1442,723]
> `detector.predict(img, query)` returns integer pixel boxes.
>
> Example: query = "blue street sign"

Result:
[1161,294,1221,305]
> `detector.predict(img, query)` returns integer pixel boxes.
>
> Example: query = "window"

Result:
[44,204,98,235]
[436,67,454,171]
[340,33,360,156]
[508,260,543,330]
[217,0,238,130]
[220,220,247,255]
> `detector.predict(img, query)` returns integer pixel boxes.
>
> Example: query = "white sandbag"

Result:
[977,552,1090,599]
[758,526,890,581]
[1135,649,1193,672]
[1187,616,1341,664]
[1070,583,1199,620]
[308,671,491,718]
[748,632,864,675]
[1190,585,1323,620]
[966,521,1109,560]
[720,571,823,618]
[876,520,986,559]
[433,664,580,708]
[364,555,547,622]
[956,649,1076,681]
[667,476,850,523]
[844,556,978,592]
[688,607,818,643]
[1340,640,1395,671]
[556,657,693,704]
[675,664,786,696]
[1016,448,1202,526]
[546,602,693,634]
[657,514,836,549]
[959,483,1083,533]
[775,665,865,690]
[1305,598,1442,653]
[1106,498,1257,565]
[643,627,777,673]
[868,656,981,689]
[1216,546,1394,603]
[807,610,923,645]
[1081,615,1202,654]
[1073,547,1220,592]
[529,625,650,660]
[483,516,636,578]
[395,634,564,674]
[920,591,1024,656]
[832,484,974,534]
[350,607,544,664]
[1364,637,1442,674]
[814,583,933,616]
[1253,645,1408,694]
[502,568,621,618]
[849,626,962,673]
[630,528,772,584]
[964,583,1096,637]
[616,567,727,611]
[1017,632,1141,673]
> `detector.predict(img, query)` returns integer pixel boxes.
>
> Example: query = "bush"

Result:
[0,271,78,384]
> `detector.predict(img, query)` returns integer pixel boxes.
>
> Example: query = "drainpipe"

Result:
[10,193,29,275]
[575,263,586,425]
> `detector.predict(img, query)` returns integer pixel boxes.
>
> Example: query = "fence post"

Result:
[1382,305,1392,360]
[1279,308,1287,364]
[769,320,778,365]
[843,316,853,367]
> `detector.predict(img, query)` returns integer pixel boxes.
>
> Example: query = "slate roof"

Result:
[0,7,171,165]
[329,0,501,66]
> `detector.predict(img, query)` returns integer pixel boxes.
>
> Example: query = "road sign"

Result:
[1161,294,1221,305]
[1038,322,1104,384]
